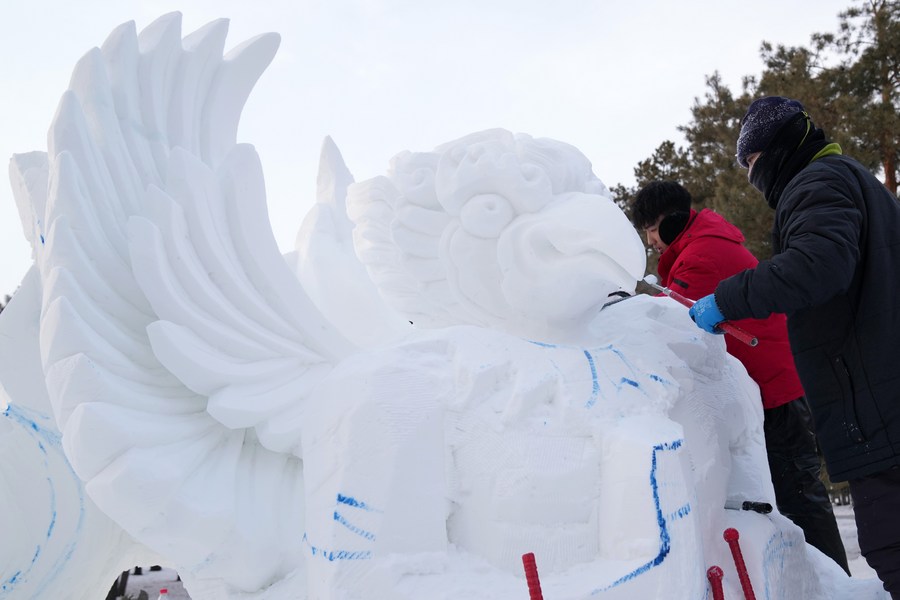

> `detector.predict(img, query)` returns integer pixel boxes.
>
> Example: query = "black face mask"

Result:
[747,113,829,209]
[749,145,788,199]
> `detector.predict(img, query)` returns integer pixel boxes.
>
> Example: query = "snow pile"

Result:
[0,12,888,600]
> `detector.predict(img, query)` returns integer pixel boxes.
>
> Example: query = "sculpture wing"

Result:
[16,12,353,591]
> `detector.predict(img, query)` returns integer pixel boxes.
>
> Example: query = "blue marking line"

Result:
[762,530,795,599]
[584,350,601,408]
[302,533,373,562]
[1,572,21,592]
[528,340,558,348]
[668,504,692,521]
[527,341,673,409]
[0,404,86,598]
[334,511,376,541]
[300,493,381,563]
[591,439,688,594]
[583,344,659,407]
[336,493,380,512]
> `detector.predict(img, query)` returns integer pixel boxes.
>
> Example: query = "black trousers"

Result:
[849,467,900,598]
[764,398,850,574]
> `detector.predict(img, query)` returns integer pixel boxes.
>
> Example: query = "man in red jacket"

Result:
[631,180,848,573]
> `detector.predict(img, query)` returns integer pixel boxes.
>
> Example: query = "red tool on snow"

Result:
[724,528,756,600]
[643,275,759,347]
[522,552,544,600]
[706,565,725,600]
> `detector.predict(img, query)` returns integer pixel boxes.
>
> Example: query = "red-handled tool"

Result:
[522,553,544,600]
[706,565,725,600]
[724,528,756,600]
[643,275,758,347]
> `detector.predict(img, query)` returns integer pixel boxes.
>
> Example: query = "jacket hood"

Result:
[672,208,744,247]
[658,209,744,276]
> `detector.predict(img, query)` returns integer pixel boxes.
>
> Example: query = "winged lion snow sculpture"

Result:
[1,12,887,600]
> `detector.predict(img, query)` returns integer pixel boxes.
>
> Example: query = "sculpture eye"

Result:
[459,193,515,239]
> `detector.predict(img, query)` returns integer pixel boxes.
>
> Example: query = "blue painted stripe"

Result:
[302,533,373,562]
[528,340,558,348]
[0,404,86,598]
[336,493,380,512]
[584,350,601,408]
[333,511,376,541]
[591,439,689,594]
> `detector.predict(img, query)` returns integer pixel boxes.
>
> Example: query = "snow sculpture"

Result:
[0,269,157,599]
[345,128,644,341]
[1,12,888,600]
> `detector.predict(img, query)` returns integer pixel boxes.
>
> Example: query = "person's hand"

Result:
[689,294,726,334]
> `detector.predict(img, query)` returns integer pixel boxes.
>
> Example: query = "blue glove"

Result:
[689,294,726,334]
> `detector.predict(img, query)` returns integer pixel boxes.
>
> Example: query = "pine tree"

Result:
[757,0,899,192]
[613,0,900,263]
[821,0,900,194]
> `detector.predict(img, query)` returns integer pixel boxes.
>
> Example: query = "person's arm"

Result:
[715,172,862,321]
[666,254,722,302]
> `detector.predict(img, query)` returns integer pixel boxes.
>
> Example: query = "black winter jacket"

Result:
[716,154,900,481]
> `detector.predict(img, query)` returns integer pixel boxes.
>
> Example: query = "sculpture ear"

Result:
[659,211,690,245]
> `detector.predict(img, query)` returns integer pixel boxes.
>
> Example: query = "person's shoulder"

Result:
[790,154,858,192]
[801,153,850,174]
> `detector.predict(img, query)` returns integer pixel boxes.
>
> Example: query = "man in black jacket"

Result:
[688,96,900,596]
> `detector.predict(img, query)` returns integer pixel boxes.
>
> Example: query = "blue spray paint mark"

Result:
[334,511,376,541]
[46,478,58,540]
[303,493,381,562]
[529,341,671,409]
[583,344,663,408]
[762,530,795,600]
[302,534,373,561]
[0,404,86,598]
[590,439,692,594]
[527,340,558,349]
[336,493,381,512]
[0,572,21,593]
[584,350,601,408]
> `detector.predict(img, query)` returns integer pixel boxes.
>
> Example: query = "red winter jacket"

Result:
[657,209,803,409]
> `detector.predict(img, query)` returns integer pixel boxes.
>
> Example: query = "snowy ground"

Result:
[120,504,877,599]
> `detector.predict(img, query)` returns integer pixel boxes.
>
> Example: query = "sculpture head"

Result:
[347,129,646,342]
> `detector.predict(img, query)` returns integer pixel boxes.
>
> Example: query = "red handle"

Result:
[716,321,759,347]
[658,287,758,347]
[724,528,756,600]
[706,565,725,600]
[522,553,544,600]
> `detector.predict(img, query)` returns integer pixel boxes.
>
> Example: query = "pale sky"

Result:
[0,0,851,297]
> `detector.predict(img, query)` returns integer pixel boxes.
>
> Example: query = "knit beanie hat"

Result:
[736,96,805,168]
